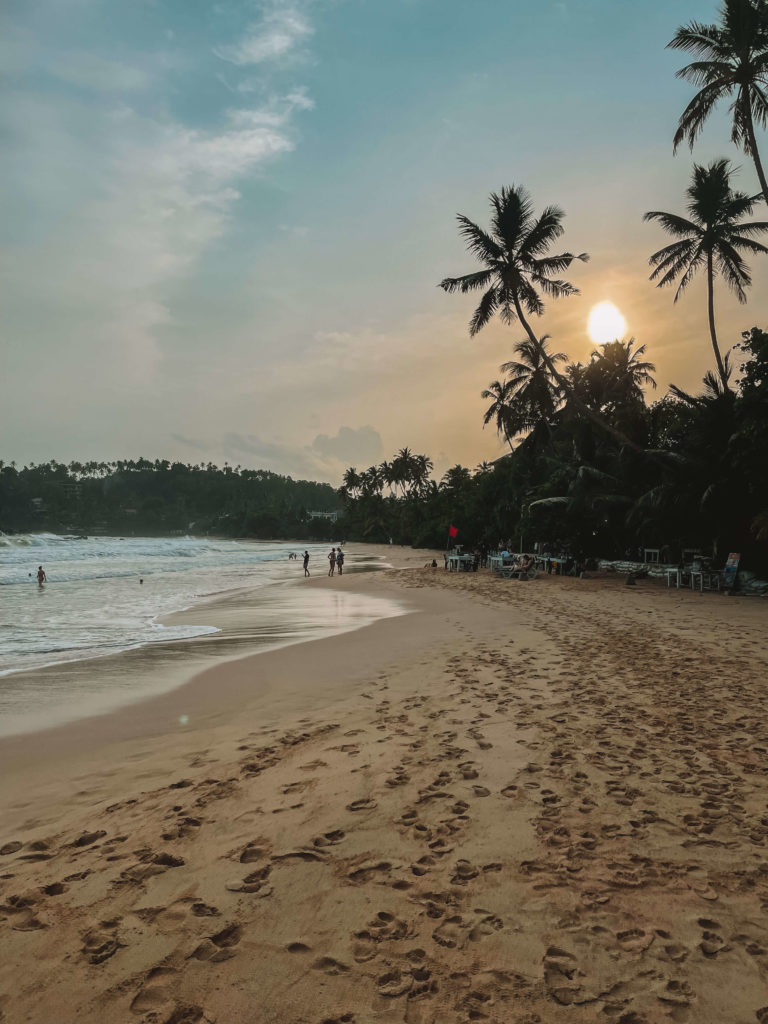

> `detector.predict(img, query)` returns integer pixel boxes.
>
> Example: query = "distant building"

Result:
[307,510,341,523]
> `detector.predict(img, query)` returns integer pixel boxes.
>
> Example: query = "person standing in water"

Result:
[328,547,336,576]
[303,551,310,577]
[336,547,344,575]
[37,566,46,586]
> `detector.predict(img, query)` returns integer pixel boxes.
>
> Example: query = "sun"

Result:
[587,301,627,346]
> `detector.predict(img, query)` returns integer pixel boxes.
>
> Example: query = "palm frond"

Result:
[438,269,495,294]
[456,215,503,264]
[469,288,500,336]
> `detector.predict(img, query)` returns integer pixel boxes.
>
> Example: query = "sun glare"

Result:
[587,301,627,346]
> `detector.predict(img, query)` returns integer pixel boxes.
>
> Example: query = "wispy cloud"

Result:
[214,5,313,66]
[3,90,305,385]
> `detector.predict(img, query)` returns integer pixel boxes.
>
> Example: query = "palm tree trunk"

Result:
[512,295,641,451]
[743,98,768,208]
[706,251,729,389]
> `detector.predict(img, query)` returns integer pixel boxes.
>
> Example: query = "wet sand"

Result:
[1,563,768,1023]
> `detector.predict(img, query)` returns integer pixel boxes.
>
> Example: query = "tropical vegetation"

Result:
[0,460,340,540]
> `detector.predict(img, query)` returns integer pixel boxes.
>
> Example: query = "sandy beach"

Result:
[2,552,768,1024]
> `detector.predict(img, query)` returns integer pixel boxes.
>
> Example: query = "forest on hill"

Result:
[0,460,340,540]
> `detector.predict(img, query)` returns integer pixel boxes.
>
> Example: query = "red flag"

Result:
[448,524,458,538]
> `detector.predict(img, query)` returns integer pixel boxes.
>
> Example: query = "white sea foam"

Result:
[0,536,402,737]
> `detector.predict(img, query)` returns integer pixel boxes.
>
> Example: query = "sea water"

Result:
[0,535,404,735]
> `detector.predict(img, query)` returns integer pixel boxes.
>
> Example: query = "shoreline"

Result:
[0,543,436,740]
[1,567,767,1023]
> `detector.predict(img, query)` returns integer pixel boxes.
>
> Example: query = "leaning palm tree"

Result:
[670,0,768,206]
[440,185,638,448]
[439,184,587,342]
[644,158,768,388]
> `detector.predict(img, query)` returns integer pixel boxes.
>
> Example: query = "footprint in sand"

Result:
[432,915,465,949]
[121,851,185,883]
[42,881,69,896]
[312,956,350,976]
[130,967,178,1013]
[163,1006,205,1024]
[191,902,220,917]
[313,829,345,848]
[346,798,377,812]
[80,921,122,964]
[239,839,270,863]
[2,895,46,932]
[348,861,391,884]
[71,830,107,848]
[226,864,272,895]
[616,928,655,953]
[377,968,413,998]
[451,859,479,885]
[191,923,242,963]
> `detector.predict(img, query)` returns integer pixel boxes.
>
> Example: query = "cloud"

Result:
[214,5,313,66]
[2,88,306,384]
[222,432,338,480]
[311,425,383,465]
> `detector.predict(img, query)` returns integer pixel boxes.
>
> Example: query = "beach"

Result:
[2,555,768,1024]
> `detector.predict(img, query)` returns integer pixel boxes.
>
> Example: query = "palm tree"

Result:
[500,335,566,431]
[440,184,638,448]
[439,184,587,340]
[587,339,657,409]
[670,0,768,206]
[481,378,517,450]
[644,158,768,388]
[361,465,384,495]
[411,453,434,496]
[342,467,361,499]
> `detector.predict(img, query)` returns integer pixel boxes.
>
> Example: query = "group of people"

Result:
[297,547,345,577]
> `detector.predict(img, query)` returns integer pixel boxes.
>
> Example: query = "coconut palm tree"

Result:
[439,184,587,341]
[481,378,517,450]
[644,158,768,388]
[411,454,434,496]
[342,467,361,499]
[587,339,657,410]
[500,335,566,431]
[440,185,640,448]
[670,0,768,206]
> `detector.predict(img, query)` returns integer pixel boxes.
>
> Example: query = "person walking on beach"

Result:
[328,548,336,576]
[336,547,344,575]
[303,551,310,577]
[37,566,46,586]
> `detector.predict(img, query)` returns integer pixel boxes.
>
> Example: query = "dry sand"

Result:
[1,555,768,1024]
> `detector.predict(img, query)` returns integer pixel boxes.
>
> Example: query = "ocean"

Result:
[0,535,405,736]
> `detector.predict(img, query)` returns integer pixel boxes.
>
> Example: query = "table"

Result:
[488,555,505,571]
[665,568,682,588]
[690,570,720,592]
[447,555,474,572]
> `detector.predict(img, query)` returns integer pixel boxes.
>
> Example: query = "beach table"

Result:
[447,554,474,572]
[488,555,504,572]
[665,568,682,588]
[690,570,720,592]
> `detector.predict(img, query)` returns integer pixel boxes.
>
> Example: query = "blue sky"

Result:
[3,0,766,481]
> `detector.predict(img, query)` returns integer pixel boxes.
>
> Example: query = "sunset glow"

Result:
[587,302,627,346]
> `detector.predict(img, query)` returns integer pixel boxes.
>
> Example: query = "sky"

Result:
[3,0,768,484]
